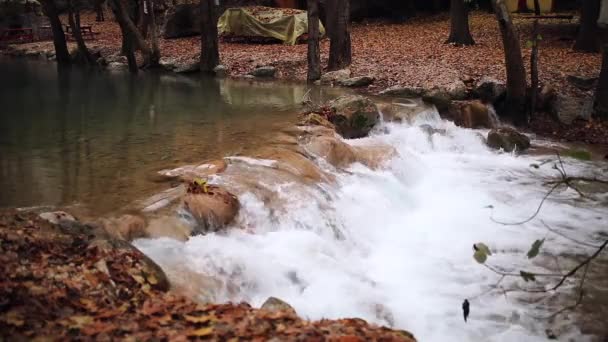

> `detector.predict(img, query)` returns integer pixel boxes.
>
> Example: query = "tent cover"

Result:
[218,6,326,45]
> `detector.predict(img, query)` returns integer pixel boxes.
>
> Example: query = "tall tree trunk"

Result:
[147,0,160,66]
[595,41,608,119]
[574,0,601,52]
[110,0,153,66]
[307,0,321,82]
[124,34,138,73]
[446,0,475,46]
[529,0,541,117]
[138,0,151,38]
[200,0,220,73]
[492,0,528,125]
[95,0,105,21]
[110,0,138,72]
[328,0,351,71]
[68,0,94,65]
[40,0,71,65]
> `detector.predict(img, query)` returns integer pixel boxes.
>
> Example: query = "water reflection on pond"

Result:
[0,59,345,214]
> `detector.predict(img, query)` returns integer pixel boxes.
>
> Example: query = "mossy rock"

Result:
[328,95,379,139]
[487,128,531,152]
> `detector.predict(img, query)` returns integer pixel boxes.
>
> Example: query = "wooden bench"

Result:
[65,25,99,41]
[0,28,34,44]
[516,14,575,21]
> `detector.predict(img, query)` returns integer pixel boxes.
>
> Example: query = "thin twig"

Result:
[546,239,608,292]
[541,220,602,249]
[490,182,562,226]
[483,264,564,278]
[527,261,591,320]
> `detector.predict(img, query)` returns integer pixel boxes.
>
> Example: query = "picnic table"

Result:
[64,24,98,41]
[0,28,34,44]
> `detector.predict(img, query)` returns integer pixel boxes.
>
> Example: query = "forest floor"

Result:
[0,210,416,341]
[4,10,607,145]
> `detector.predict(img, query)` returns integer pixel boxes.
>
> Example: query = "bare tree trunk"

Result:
[95,0,105,21]
[574,0,601,52]
[529,0,541,116]
[110,0,138,72]
[110,0,154,66]
[446,0,475,46]
[307,0,321,82]
[492,0,528,125]
[40,0,71,65]
[200,0,220,73]
[595,41,608,119]
[139,0,151,38]
[148,0,160,67]
[328,0,351,71]
[68,0,94,65]
[124,35,138,73]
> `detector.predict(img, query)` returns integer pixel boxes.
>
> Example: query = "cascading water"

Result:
[135,106,607,342]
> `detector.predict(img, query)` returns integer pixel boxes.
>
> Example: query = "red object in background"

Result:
[274,0,297,8]
[0,28,34,44]
[518,0,527,11]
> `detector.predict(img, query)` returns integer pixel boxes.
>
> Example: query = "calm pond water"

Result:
[0,59,344,214]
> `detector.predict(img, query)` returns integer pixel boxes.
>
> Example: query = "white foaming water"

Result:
[136,109,607,342]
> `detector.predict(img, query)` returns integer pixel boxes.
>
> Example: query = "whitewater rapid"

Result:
[135,108,607,341]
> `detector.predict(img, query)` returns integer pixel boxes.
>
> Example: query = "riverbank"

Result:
[0,210,416,341]
[2,10,606,146]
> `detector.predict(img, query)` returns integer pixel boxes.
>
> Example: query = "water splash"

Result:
[135,107,605,342]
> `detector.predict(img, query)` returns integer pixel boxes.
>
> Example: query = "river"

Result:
[2,59,607,341]
[0,59,348,214]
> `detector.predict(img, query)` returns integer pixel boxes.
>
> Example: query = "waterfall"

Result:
[135,106,605,342]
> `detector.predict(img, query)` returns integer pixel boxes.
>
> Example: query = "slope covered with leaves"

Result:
[0,211,416,341]
[19,11,600,94]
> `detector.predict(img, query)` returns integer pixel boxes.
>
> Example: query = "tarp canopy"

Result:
[218,6,325,45]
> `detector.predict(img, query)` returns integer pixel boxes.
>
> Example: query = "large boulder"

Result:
[379,85,425,98]
[447,100,497,129]
[550,94,593,125]
[99,214,148,242]
[107,62,128,72]
[306,135,357,169]
[474,77,506,104]
[261,297,297,316]
[253,147,326,182]
[566,74,598,91]
[487,128,531,152]
[352,143,398,169]
[174,61,200,74]
[138,184,187,212]
[320,69,351,85]
[214,64,229,78]
[163,4,201,38]
[250,66,277,78]
[328,95,380,139]
[377,98,429,123]
[145,216,193,241]
[422,80,467,111]
[305,135,397,170]
[298,113,335,130]
[183,185,240,234]
[39,211,77,225]
[337,76,375,87]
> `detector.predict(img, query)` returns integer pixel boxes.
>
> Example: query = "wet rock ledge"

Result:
[0,210,416,341]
